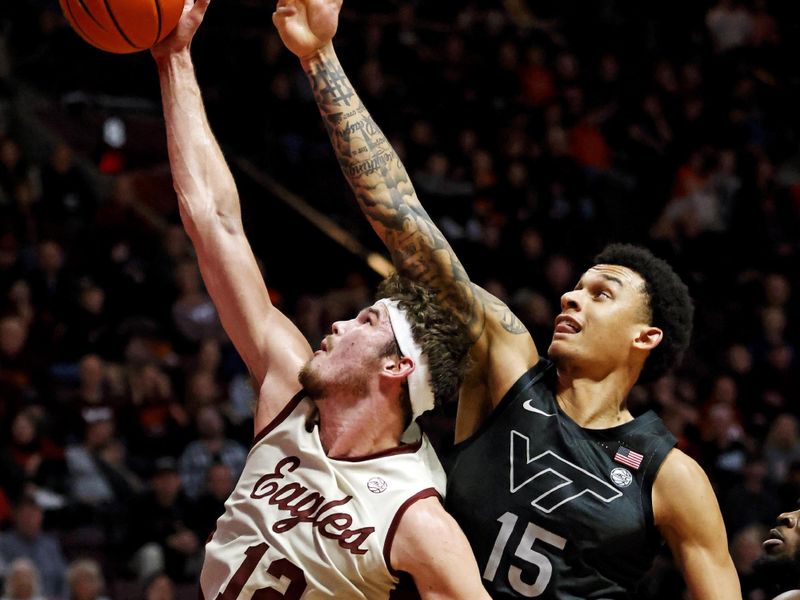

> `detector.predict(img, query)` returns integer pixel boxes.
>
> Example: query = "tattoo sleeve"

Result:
[303,45,527,339]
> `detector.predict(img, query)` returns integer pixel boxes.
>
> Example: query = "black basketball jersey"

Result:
[445,359,676,599]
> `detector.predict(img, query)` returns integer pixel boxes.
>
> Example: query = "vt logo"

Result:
[510,431,622,513]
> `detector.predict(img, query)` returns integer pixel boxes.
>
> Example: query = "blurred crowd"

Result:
[0,0,799,598]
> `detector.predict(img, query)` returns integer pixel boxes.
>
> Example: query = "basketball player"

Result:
[756,507,800,599]
[149,1,491,598]
[273,0,741,597]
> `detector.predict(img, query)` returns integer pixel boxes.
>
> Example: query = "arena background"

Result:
[0,0,799,598]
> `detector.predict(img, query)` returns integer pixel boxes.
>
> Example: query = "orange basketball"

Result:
[59,0,184,54]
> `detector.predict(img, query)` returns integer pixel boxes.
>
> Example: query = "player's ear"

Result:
[633,326,662,351]
[380,356,414,381]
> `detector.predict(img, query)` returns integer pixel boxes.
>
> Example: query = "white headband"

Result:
[376,299,435,421]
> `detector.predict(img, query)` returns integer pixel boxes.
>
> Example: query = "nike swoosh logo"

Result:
[522,399,557,417]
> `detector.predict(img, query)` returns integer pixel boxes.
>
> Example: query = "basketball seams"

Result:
[62,0,116,52]
[101,0,142,50]
[73,0,107,31]
[59,0,182,54]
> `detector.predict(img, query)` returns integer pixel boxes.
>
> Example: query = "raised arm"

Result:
[273,1,538,430]
[152,0,310,430]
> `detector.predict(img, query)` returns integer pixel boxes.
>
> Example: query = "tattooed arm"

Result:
[273,1,538,436]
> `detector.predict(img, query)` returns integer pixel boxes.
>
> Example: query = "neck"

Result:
[555,365,638,429]
[314,388,406,458]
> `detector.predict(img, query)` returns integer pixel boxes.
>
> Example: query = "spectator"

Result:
[128,457,201,583]
[722,456,780,537]
[141,572,175,600]
[64,409,117,508]
[177,405,246,500]
[706,0,754,53]
[59,354,118,443]
[0,496,67,599]
[192,462,234,544]
[0,558,46,600]
[764,415,800,485]
[38,143,95,241]
[0,316,36,407]
[170,260,223,347]
[0,406,65,503]
[66,558,110,600]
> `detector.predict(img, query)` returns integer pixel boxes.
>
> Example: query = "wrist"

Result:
[153,48,192,70]
[299,42,335,71]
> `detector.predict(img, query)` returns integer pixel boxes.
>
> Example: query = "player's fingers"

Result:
[190,0,211,19]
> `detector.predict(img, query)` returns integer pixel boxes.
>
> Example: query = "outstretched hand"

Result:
[272,0,342,59]
[151,0,211,60]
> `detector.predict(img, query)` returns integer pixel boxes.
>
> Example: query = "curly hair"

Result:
[375,273,472,413]
[593,244,694,382]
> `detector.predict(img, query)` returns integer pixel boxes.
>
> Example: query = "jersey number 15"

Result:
[484,512,567,597]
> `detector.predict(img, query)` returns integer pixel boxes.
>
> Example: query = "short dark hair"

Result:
[375,273,472,410]
[593,244,693,382]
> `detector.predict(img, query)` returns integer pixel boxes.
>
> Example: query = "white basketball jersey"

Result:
[200,392,447,600]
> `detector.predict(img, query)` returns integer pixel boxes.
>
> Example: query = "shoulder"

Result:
[253,386,308,441]
[473,285,539,393]
[391,496,459,557]
[653,448,718,529]
[389,496,490,598]
[656,448,708,487]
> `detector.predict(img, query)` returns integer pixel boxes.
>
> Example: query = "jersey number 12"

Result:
[216,542,307,599]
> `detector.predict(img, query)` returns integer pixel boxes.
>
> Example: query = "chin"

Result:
[547,338,571,361]
[298,360,325,399]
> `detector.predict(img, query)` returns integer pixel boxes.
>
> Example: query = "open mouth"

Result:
[763,529,785,552]
[554,315,582,335]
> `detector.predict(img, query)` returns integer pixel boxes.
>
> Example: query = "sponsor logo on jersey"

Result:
[510,431,623,513]
[522,399,557,417]
[367,477,387,494]
[250,456,375,555]
[610,467,633,488]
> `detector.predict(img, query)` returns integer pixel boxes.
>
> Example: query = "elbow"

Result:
[177,187,241,231]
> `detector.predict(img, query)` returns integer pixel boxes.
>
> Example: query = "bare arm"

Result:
[273,3,538,434]
[390,497,490,600]
[153,0,310,430]
[653,449,742,599]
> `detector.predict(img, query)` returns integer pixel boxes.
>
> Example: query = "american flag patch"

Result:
[614,446,644,470]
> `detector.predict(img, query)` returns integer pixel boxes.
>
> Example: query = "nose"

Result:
[331,321,343,335]
[560,289,581,312]
[778,512,798,529]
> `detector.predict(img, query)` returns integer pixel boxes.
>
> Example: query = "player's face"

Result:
[299,303,397,398]
[763,508,800,562]
[548,265,652,375]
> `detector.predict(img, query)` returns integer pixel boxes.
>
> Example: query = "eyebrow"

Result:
[366,307,381,320]
[600,274,625,288]
[577,273,625,289]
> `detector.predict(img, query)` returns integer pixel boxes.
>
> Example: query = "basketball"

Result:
[58,0,184,54]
